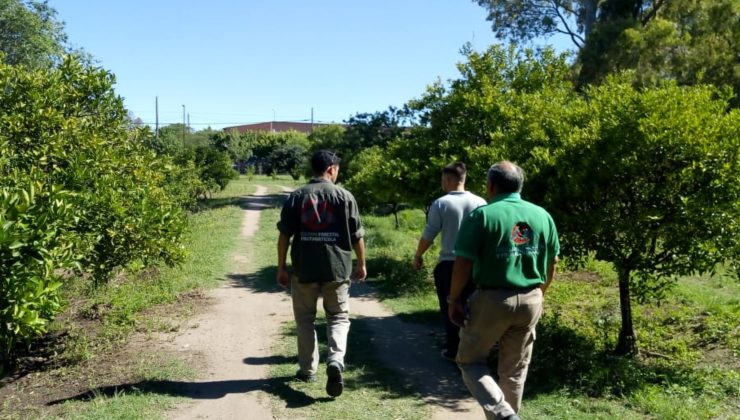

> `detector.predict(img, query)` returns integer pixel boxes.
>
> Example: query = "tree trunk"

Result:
[582,0,599,38]
[392,203,399,229]
[615,267,638,356]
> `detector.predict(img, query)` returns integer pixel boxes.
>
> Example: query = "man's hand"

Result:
[276,267,290,289]
[351,264,367,283]
[411,255,423,270]
[448,299,466,327]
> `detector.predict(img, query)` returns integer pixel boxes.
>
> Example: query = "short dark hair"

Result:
[311,150,341,175]
[441,161,467,183]
[487,161,524,193]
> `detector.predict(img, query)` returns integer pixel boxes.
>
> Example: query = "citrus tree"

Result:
[542,78,740,354]
[0,57,192,358]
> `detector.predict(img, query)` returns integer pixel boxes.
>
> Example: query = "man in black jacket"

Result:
[276,150,366,398]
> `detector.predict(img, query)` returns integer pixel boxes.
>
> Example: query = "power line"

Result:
[135,119,342,126]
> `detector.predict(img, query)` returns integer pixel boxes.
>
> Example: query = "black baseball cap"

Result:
[311,150,341,174]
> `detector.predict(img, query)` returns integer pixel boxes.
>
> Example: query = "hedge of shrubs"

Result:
[0,57,208,361]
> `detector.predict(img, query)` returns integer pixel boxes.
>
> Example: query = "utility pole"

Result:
[182,105,186,144]
[155,96,159,140]
[311,107,314,132]
[187,113,190,130]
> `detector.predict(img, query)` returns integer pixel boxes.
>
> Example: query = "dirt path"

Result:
[166,186,293,419]
[349,284,480,419]
[166,185,480,419]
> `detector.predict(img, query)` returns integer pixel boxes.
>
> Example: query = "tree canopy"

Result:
[475,0,740,102]
[361,44,740,354]
[474,0,665,49]
[0,0,70,68]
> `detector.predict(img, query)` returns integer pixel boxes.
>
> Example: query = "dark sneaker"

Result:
[295,370,316,382]
[441,349,456,362]
[502,414,521,420]
[326,362,344,397]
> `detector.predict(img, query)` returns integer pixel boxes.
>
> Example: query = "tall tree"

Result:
[210,129,252,164]
[336,107,410,181]
[308,124,346,154]
[474,0,739,101]
[602,0,740,105]
[405,45,575,205]
[0,0,69,68]
[473,0,663,49]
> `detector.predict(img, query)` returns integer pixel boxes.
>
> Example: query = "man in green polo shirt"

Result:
[448,161,559,420]
[277,150,367,398]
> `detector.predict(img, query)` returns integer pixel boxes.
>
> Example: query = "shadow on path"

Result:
[47,376,332,408]
[243,355,296,366]
[348,282,474,413]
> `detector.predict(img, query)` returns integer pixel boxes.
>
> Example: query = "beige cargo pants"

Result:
[457,287,544,419]
[291,276,351,376]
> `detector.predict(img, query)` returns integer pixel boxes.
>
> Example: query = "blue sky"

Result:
[49,1,570,130]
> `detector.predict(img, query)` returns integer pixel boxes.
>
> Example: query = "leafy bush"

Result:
[268,143,306,180]
[0,57,191,359]
[0,184,78,353]
[192,146,237,193]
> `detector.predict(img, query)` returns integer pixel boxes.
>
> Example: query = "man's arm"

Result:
[276,232,291,289]
[351,238,367,282]
[414,202,441,269]
[540,256,559,296]
[447,256,474,327]
[412,238,433,269]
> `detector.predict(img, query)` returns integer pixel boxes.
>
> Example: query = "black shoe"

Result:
[295,370,316,382]
[502,414,521,420]
[326,362,344,397]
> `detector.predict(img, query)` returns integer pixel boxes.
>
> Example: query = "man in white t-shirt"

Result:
[412,162,487,361]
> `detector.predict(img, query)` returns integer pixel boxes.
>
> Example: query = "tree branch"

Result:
[554,27,585,47]
[653,249,674,266]
[552,0,577,15]
[551,2,584,48]
[641,0,666,25]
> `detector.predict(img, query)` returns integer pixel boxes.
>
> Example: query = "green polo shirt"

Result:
[277,178,364,283]
[454,193,559,289]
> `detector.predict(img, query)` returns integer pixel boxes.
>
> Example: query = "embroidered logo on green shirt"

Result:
[511,222,533,245]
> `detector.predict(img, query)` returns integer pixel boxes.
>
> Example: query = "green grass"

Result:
[267,322,429,420]
[55,359,196,420]
[522,392,644,419]
[57,393,184,420]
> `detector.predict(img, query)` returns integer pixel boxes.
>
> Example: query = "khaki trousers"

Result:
[291,277,350,376]
[457,287,543,419]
